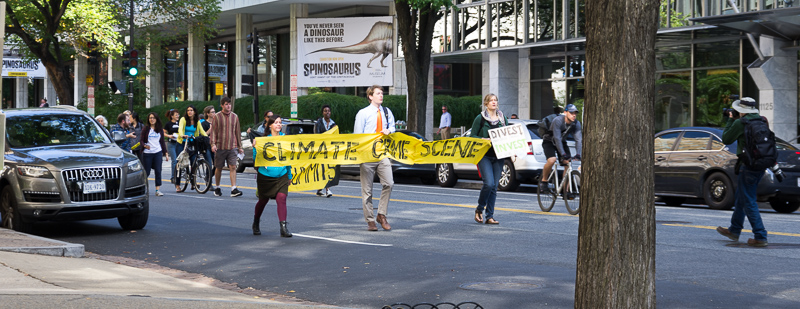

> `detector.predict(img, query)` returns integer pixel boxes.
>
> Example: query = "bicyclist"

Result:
[539,104,583,195]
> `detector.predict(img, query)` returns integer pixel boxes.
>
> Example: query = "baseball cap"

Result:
[565,104,579,113]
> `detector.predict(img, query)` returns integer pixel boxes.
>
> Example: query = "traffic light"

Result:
[246,32,258,64]
[87,40,100,65]
[122,49,139,76]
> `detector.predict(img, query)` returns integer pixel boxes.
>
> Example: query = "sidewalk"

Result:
[0,228,347,308]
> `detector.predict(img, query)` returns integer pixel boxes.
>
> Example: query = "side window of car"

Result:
[655,132,681,152]
[675,131,711,151]
[711,135,726,150]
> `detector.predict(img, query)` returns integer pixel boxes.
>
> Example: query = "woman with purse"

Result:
[469,93,508,225]
[140,112,169,196]
[252,114,293,237]
[177,105,208,192]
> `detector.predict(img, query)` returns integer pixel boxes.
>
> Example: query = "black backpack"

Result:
[740,116,777,170]
[538,114,559,138]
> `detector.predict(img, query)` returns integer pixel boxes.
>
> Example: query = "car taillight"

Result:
[528,141,534,155]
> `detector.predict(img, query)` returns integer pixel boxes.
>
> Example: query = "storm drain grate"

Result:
[459,282,543,291]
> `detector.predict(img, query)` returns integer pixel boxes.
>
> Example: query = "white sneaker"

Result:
[155,190,164,197]
[326,188,333,198]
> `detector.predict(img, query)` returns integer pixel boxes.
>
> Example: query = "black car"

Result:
[339,130,437,184]
[654,127,800,213]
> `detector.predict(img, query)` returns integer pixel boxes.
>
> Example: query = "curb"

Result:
[0,228,84,258]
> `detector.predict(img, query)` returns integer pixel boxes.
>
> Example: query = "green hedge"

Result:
[81,91,483,134]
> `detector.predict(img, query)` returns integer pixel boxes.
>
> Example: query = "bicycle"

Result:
[176,137,212,194]
[537,158,581,215]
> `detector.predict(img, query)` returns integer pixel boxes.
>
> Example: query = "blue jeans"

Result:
[476,155,503,220]
[729,166,768,241]
[142,152,163,187]
[167,142,178,181]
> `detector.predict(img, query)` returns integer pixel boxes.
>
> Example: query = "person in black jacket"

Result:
[469,93,507,225]
[314,105,337,197]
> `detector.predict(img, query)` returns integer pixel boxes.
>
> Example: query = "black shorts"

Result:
[543,139,571,160]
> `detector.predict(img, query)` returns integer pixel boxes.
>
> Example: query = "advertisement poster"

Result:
[297,16,393,87]
[2,56,47,78]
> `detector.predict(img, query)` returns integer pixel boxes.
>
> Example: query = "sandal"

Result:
[485,218,499,225]
[474,209,483,223]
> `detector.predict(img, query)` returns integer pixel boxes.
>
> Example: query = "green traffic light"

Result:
[129,67,138,76]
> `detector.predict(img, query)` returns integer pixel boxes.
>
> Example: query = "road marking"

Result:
[292,234,392,247]
[662,223,800,237]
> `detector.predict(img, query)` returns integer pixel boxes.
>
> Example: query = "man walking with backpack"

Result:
[717,97,771,247]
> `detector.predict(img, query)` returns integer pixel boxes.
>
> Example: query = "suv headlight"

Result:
[127,160,142,172]
[17,166,54,178]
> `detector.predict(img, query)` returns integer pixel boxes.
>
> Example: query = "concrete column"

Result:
[388,2,406,95]
[518,49,531,119]
[488,50,519,117]
[74,56,88,106]
[108,55,122,83]
[187,30,205,101]
[235,14,252,99]
[43,75,57,104]
[15,78,28,108]
[747,36,798,141]
[482,53,490,97]
[146,43,163,107]
[290,3,308,96]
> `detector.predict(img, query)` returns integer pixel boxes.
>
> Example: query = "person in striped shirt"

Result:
[210,97,244,197]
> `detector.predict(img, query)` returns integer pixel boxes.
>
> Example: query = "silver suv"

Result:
[0,108,149,233]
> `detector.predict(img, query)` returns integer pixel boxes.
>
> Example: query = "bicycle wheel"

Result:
[193,160,212,194]
[176,166,190,192]
[564,170,581,215]
[537,173,557,212]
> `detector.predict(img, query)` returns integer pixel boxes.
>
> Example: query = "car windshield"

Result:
[6,114,110,148]
[400,131,427,141]
[284,124,315,135]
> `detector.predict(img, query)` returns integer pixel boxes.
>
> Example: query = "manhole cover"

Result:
[459,282,543,291]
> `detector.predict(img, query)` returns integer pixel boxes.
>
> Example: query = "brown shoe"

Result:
[377,214,391,230]
[716,226,739,241]
[747,238,768,247]
[367,221,378,231]
[485,218,499,225]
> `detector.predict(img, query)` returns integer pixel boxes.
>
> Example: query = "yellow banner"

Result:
[287,127,341,192]
[254,131,491,168]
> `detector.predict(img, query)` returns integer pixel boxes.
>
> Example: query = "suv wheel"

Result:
[768,198,800,213]
[703,172,734,210]
[436,164,458,187]
[118,201,149,230]
[1,186,34,233]
[498,160,520,191]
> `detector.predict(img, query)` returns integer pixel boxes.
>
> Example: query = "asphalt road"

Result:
[29,170,800,308]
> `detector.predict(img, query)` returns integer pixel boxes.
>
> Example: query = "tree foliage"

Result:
[4,0,221,106]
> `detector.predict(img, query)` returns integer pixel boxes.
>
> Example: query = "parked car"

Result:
[339,130,437,184]
[0,108,150,233]
[654,127,800,213]
[436,118,580,191]
[237,118,317,173]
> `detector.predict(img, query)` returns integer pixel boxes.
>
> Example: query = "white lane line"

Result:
[292,233,393,247]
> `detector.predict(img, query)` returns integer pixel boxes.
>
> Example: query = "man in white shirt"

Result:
[353,85,395,231]
[436,105,452,140]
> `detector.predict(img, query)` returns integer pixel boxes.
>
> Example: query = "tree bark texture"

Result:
[394,1,441,136]
[576,0,658,308]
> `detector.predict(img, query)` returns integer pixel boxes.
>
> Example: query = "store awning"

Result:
[690,7,800,41]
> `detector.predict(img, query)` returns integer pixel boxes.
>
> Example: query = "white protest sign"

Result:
[488,124,531,159]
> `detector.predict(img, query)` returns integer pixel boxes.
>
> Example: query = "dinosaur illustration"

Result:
[307,21,393,68]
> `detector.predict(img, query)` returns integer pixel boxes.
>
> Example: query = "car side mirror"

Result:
[112,131,126,143]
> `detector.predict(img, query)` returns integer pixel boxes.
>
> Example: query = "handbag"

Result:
[175,147,191,170]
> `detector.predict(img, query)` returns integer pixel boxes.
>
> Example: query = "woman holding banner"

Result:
[469,93,508,225]
[252,114,293,237]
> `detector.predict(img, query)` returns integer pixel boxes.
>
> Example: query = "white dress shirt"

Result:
[354,104,396,134]
[439,112,451,128]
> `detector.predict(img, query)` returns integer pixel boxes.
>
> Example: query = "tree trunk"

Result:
[394,2,439,136]
[43,62,73,106]
[576,0,658,307]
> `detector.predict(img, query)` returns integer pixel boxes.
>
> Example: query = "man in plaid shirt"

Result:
[210,97,244,197]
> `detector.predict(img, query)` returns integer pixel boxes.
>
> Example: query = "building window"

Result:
[165,49,186,102]
[206,42,228,102]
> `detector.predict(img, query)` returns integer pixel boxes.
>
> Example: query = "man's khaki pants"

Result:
[440,128,450,140]
[360,158,394,222]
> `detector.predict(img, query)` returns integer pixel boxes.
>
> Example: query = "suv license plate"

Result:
[82,181,106,194]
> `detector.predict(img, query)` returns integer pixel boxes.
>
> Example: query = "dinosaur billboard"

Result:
[297,16,393,87]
